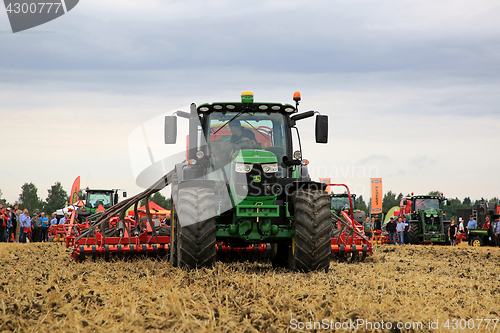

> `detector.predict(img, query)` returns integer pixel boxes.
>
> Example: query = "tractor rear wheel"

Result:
[175,187,216,268]
[471,237,483,247]
[409,222,420,244]
[291,190,332,272]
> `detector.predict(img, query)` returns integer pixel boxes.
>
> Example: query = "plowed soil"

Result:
[0,242,499,332]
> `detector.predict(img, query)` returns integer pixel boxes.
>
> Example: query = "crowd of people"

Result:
[0,202,71,243]
[361,212,500,246]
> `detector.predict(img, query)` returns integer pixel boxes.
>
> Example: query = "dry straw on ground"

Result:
[0,242,499,332]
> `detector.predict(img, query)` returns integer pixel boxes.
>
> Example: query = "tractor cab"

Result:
[401,194,450,244]
[331,193,356,215]
[77,189,127,222]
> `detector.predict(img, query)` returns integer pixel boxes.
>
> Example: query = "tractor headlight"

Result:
[426,214,430,217]
[262,163,278,173]
[235,163,253,173]
[196,150,204,159]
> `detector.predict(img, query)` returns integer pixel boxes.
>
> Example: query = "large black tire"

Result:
[175,187,216,268]
[291,190,332,272]
[409,222,420,244]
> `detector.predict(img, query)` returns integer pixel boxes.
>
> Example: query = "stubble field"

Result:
[0,242,499,332]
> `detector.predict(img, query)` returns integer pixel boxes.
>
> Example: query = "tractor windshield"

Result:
[415,198,440,211]
[87,191,114,209]
[331,196,352,212]
[206,112,288,170]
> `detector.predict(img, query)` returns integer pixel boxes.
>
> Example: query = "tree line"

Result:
[354,190,498,217]
[0,183,171,214]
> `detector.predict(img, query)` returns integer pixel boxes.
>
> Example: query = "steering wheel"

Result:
[232,139,257,151]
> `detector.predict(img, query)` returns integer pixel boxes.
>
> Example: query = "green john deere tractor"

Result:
[164,91,331,271]
[402,194,450,244]
[330,193,365,224]
[77,189,127,222]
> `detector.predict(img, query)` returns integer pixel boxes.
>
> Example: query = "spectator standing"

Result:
[0,206,9,242]
[362,216,373,240]
[467,215,477,233]
[449,219,458,246]
[458,218,465,234]
[9,207,17,242]
[50,212,58,226]
[484,216,490,229]
[496,218,500,247]
[403,216,411,245]
[31,212,42,242]
[371,216,381,243]
[40,212,49,242]
[19,210,31,243]
[59,213,68,225]
[396,217,405,245]
[386,217,397,245]
[4,208,12,242]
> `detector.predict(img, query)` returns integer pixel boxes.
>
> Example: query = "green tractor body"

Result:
[400,195,450,244]
[165,92,331,271]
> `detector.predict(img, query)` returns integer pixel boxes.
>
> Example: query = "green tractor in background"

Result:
[400,194,451,244]
[164,91,331,271]
[77,189,127,222]
[330,193,365,224]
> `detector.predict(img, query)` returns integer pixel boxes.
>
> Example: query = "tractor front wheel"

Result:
[409,222,420,244]
[175,187,216,268]
[291,190,332,272]
[471,237,484,247]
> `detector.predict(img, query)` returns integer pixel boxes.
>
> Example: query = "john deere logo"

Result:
[253,175,261,183]
[4,0,79,33]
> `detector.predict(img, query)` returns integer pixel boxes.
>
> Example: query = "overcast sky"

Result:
[1,0,499,205]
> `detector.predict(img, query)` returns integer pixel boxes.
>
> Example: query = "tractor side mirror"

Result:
[165,116,177,144]
[114,192,119,205]
[402,199,407,206]
[123,192,127,198]
[315,115,328,143]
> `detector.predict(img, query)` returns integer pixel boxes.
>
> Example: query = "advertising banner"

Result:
[371,178,382,214]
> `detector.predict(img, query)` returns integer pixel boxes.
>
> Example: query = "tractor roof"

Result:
[409,195,444,200]
[197,102,296,115]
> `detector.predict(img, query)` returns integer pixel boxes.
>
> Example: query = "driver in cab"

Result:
[226,120,257,150]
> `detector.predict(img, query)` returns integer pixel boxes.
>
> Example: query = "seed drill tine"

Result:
[145,194,160,245]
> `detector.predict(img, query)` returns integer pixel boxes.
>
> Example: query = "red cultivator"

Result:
[67,175,173,262]
[329,184,373,262]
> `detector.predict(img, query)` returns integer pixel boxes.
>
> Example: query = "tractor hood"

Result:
[233,149,278,164]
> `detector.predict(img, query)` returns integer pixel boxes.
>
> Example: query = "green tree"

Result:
[355,195,368,214]
[428,190,441,196]
[382,191,402,214]
[18,182,43,213]
[462,197,472,207]
[140,192,171,210]
[43,182,68,215]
